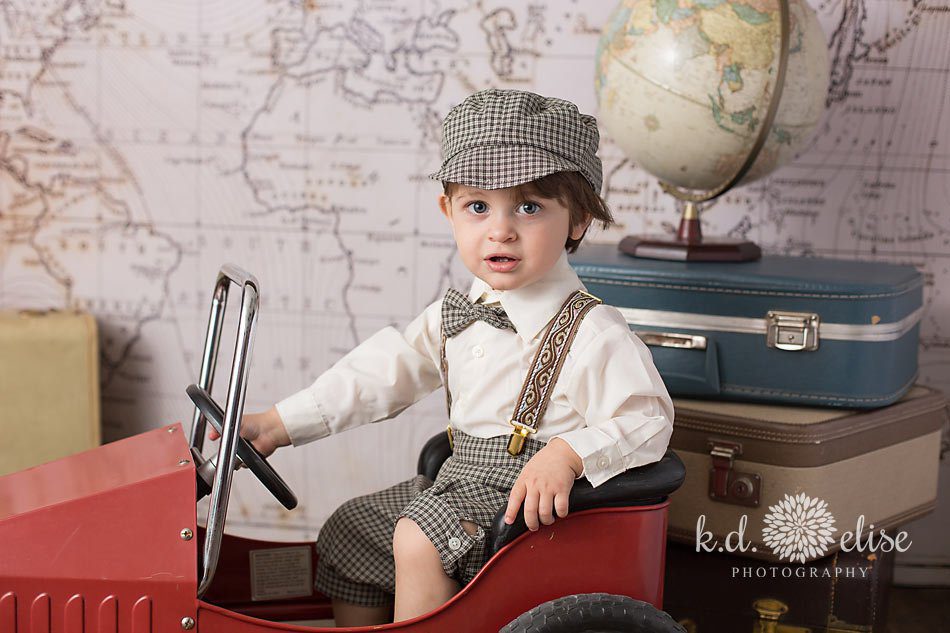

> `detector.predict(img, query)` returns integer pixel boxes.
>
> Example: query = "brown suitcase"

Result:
[663,540,894,632]
[0,310,100,476]
[667,386,946,564]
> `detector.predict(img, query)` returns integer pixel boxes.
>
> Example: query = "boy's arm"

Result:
[552,319,674,488]
[274,299,445,446]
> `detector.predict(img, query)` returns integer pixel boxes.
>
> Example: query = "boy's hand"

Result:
[207,406,291,458]
[504,438,583,531]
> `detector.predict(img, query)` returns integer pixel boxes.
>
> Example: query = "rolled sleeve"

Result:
[276,300,444,446]
[554,323,674,488]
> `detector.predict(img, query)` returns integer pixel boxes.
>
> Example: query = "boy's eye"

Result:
[466,201,488,214]
[519,202,541,215]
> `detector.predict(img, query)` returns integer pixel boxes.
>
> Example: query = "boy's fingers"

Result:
[523,489,541,531]
[555,491,570,518]
[207,416,257,443]
[538,492,555,526]
[504,481,526,524]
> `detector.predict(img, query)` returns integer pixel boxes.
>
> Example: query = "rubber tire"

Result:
[499,593,686,633]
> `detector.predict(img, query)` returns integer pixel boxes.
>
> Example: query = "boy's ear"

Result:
[438,194,452,219]
[570,213,594,240]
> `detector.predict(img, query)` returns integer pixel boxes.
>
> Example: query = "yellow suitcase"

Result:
[0,310,100,476]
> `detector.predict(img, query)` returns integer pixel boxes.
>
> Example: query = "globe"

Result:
[595,0,829,194]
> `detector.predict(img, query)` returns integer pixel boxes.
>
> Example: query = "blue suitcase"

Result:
[569,244,924,408]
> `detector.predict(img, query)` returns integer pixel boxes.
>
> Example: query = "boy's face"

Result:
[439,184,591,291]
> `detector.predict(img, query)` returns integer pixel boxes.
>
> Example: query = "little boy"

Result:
[235,89,673,626]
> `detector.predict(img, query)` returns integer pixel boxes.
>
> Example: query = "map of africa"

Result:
[1,1,948,546]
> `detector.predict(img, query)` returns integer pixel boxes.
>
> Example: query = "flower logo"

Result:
[762,492,837,563]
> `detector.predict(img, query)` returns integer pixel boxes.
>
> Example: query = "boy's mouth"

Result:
[485,255,520,272]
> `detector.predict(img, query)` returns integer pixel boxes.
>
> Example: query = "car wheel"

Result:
[499,593,686,633]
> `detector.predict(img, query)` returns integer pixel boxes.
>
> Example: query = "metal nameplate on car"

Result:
[250,546,313,602]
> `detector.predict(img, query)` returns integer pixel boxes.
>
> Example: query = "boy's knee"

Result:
[393,518,439,566]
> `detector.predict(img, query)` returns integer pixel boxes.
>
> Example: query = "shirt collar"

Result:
[467,251,587,343]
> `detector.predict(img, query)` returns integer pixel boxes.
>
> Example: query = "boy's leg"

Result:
[316,476,435,625]
[392,518,477,621]
[331,599,390,627]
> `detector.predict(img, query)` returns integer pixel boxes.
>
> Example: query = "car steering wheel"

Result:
[187,384,297,510]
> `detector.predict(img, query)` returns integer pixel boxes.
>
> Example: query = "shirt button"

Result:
[597,455,611,469]
[472,345,484,358]
[447,536,462,551]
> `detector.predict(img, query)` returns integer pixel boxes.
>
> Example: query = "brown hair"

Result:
[442,171,613,253]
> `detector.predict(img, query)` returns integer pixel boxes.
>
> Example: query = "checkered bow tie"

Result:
[441,288,515,338]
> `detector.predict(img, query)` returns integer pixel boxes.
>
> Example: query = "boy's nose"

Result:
[487,212,516,242]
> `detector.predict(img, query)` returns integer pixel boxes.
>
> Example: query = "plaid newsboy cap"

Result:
[429,89,603,193]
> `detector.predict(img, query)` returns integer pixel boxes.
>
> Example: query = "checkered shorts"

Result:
[314,430,544,607]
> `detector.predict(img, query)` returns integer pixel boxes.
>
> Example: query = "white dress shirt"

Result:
[276,251,674,487]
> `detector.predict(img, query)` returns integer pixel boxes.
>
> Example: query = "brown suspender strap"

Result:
[439,290,601,455]
[439,324,454,449]
[507,290,601,456]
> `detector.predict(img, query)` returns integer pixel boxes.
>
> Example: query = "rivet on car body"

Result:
[181,528,193,541]
[181,616,195,630]
[179,459,190,466]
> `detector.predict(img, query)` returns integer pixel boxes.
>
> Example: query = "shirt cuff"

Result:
[552,417,672,488]
[551,428,626,488]
[274,389,332,446]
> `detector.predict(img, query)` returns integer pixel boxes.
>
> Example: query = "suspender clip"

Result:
[507,420,537,456]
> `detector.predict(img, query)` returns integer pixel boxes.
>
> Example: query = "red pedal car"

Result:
[0,265,686,632]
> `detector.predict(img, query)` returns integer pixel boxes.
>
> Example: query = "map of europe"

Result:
[1,0,948,540]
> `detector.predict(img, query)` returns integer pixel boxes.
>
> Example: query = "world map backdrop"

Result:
[1,0,948,567]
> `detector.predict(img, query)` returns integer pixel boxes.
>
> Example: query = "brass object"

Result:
[766,310,820,352]
[446,424,454,450]
[507,420,537,456]
[752,598,788,633]
[678,618,698,633]
[752,598,813,633]
[708,440,761,507]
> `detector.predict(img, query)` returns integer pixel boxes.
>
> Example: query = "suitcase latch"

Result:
[766,310,820,352]
[708,440,761,507]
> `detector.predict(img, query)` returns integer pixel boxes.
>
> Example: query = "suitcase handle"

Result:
[636,329,722,396]
[636,331,707,350]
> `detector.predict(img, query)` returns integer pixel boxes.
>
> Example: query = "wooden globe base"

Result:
[618,213,762,262]
[618,234,762,262]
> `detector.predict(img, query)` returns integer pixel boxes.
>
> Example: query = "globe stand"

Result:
[618,201,761,262]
